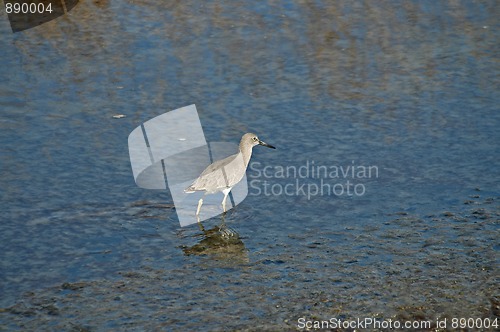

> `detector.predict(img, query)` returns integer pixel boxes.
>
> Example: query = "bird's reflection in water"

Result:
[182,214,248,262]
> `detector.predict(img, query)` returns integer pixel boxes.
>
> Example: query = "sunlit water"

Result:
[1,1,498,330]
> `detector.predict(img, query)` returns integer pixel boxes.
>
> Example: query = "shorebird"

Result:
[184,133,275,217]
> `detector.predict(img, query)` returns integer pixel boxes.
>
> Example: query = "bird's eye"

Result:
[253,137,258,141]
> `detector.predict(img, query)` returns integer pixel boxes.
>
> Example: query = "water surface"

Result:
[0,1,498,330]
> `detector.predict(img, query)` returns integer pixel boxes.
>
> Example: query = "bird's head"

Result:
[242,133,276,149]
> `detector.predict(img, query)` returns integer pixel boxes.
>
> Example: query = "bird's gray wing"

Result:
[185,153,245,193]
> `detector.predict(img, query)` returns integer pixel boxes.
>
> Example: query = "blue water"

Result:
[0,1,498,329]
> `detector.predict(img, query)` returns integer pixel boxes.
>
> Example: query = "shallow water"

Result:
[0,0,499,330]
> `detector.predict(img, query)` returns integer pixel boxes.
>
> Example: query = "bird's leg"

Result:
[222,192,229,213]
[196,215,205,231]
[221,188,232,214]
[196,198,203,216]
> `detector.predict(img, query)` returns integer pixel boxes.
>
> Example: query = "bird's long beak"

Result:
[258,140,276,149]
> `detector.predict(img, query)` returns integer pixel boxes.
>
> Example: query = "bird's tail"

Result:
[184,186,196,193]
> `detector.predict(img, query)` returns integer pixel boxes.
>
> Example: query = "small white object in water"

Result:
[112,114,126,119]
